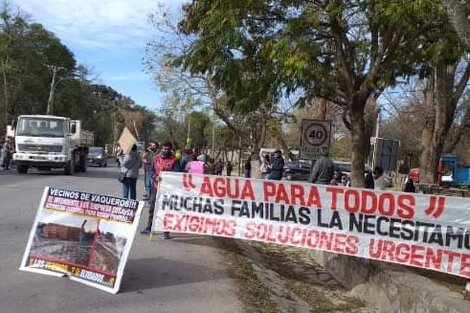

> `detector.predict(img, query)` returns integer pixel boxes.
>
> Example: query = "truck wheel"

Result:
[17,165,28,174]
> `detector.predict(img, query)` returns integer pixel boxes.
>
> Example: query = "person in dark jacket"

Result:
[268,150,284,180]
[365,171,375,189]
[226,161,233,176]
[214,159,224,175]
[404,177,416,193]
[309,155,334,185]
[1,136,13,170]
[244,156,252,178]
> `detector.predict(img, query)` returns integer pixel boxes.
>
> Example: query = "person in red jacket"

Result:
[141,142,178,238]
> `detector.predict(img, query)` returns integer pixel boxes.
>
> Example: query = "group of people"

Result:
[118,141,236,239]
[248,149,285,180]
[309,154,415,192]
[119,144,417,238]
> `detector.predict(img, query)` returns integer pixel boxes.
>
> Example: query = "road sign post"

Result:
[300,119,331,160]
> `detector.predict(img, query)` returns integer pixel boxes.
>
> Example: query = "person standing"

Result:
[365,171,375,189]
[142,142,158,201]
[186,154,207,174]
[141,142,178,239]
[119,144,142,200]
[309,154,335,185]
[397,160,410,190]
[1,137,13,170]
[244,156,252,178]
[215,159,224,175]
[259,152,271,179]
[403,177,416,192]
[268,150,284,180]
[226,161,233,176]
[180,148,194,172]
[206,157,216,175]
[373,166,388,190]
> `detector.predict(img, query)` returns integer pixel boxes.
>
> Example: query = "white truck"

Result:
[13,115,94,175]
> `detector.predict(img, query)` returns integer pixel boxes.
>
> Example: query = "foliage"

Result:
[0,4,155,148]
[176,0,447,186]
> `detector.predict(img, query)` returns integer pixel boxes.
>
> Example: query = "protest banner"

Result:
[153,172,470,279]
[118,127,136,154]
[20,187,144,294]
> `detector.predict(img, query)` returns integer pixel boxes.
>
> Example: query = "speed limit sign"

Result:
[300,119,331,159]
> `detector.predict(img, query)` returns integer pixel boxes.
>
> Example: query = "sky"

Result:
[15,0,186,111]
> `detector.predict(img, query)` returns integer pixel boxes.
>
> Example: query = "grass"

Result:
[216,238,279,313]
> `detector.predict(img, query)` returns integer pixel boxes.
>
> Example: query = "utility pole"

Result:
[372,107,381,169]
[211,109,216,156]
[133,120,140,140]
[2,57,9,127]
[46,65,66,115]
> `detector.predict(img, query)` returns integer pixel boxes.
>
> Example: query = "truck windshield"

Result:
[16,117,65,138]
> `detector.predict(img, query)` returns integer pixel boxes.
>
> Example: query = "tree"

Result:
[145,11,283,158]
[187,110,212,150]
[177,0,443,186]
[0,4,75,128]
[0,3,154,150]
[416,12,470,184]
[441,0,470,47]
[380,95,425,167]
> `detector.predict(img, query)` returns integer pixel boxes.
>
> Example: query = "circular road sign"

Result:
[303,123,328,147]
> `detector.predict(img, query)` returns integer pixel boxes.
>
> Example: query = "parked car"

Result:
[333,161,372,178]
[88,147,108,167]
[284,160,312,181]
[283,159,376,183]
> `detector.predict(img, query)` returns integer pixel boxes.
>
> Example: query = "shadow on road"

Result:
[121,257,227,292]
[83,167,121,180]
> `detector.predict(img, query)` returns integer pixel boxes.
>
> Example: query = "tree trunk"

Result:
[419,63,460,184]
[441,0,470,48]
[444,102,470,152]
[349,109,367,187]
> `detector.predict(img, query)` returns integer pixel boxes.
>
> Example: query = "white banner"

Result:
[20,187,144,294]
[153,173,470,279]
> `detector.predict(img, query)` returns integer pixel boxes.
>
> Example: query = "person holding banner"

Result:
[141,142,179,238]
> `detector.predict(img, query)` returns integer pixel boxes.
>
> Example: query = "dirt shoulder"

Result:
[217,238,377,313]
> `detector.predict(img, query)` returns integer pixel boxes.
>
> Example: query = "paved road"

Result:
[0,163,242,313]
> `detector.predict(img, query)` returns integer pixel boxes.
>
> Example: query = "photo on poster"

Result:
[20,187,143,294]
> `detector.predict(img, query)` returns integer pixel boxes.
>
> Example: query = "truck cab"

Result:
[13,115,93,174]
[409,154,470,187]
[439,154,470,187]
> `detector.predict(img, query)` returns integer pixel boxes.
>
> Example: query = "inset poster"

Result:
[20,187,144,294]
